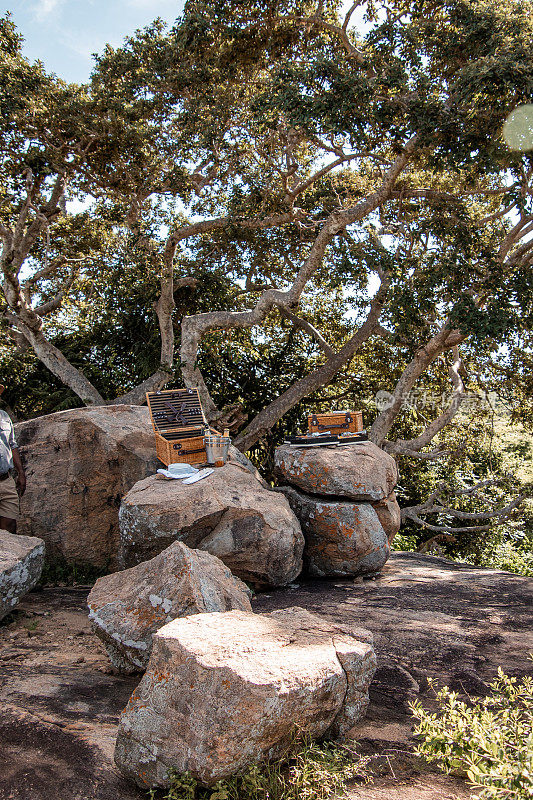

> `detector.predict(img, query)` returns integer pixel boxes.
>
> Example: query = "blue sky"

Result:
[3,1,185,83]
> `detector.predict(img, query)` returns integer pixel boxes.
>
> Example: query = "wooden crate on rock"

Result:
[308,410,363,435]
[146,388,208,466]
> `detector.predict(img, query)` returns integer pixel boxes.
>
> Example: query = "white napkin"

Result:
[167,463,198,476]
[157,464,198,480]
[182,468,214,485]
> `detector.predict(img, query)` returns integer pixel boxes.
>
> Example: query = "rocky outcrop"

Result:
[87,541,252,673]
[15,406,159,569]
[281,487,390,577]
[2,553,532,800]
[118,464,304,588]
[274,441,398,501]
[0,531,45,621]
[274,443,400,576]
[114,607,376,789]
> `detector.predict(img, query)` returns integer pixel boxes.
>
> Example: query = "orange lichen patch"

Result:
[128,606,165,627]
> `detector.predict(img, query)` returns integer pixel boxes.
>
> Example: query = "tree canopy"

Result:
[1,0,533,552]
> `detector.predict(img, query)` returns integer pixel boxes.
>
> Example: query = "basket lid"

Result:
[146,388,206,432]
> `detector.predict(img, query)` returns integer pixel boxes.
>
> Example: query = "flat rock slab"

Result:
[118,464,304,588]
[0,531,45,621]
[1,553,531,800]
[114,607,376,788]
[274,442,398,501]
[254,552,533,731]
[281,487,390,577]
[88,541,252,673]
[16,405,160,569]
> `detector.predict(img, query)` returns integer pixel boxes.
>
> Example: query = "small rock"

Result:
[369,665,420,717]
[449,670,490,697]
[88,541,252,673]
[114,607,375,788]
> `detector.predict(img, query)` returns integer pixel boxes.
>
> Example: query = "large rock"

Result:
[87,541,252,674]
[0,531,45,621]
[274,442,398,501]
[281,487,390,577]
[118,464,304,588]
[114,607,376,788]
[372,491,401,544]
[16,406,160,569]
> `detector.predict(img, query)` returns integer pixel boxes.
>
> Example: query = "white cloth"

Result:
[156,463,199,480]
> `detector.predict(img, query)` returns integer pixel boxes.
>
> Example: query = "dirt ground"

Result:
[1,552,532,800]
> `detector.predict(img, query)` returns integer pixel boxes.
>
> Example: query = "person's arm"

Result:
[12,447,26,497]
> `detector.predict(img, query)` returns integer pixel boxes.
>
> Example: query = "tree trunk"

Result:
[14,317,105,405]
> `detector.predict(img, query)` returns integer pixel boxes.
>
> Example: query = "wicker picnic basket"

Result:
[146,388,208,466]
[308,410,363,435]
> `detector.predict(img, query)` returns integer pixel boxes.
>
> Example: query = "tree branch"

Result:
[234,271,391,451]
[401,478,524,536]
[384,346,467,456]
[277,305,334,357]
[370,325,466,447]
[181,136,419,417]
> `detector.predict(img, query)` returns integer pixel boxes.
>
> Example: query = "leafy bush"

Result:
[470,537,533,578]
[39,556,109,586]
[148,730,370,800]
[411,667,533,799]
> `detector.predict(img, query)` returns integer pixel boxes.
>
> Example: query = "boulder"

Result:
[118,464,304,588]
[274,442,398,501]
[0,531,45,621]
[281,487,390,577]
[114,607,376,788]
[15,406,159,569]
[371,492,401,544]
[87,541,252,674]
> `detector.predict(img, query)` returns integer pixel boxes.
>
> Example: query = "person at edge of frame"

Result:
[0,384,26,533]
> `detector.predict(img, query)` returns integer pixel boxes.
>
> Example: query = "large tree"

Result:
[1,0,532,490]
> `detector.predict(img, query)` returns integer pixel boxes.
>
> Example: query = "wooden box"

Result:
[308,410,363,435]
[146,388,208,466]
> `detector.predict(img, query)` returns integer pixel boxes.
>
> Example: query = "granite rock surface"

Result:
[0,530,45,621]
[114,607,375,788]
[118,464,304,588]
[87,541,252,673]
[281,487,390,577]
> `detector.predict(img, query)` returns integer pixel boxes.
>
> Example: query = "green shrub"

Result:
[148,730,370,800]
[39,556,109,586]
[411,667,533,799]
